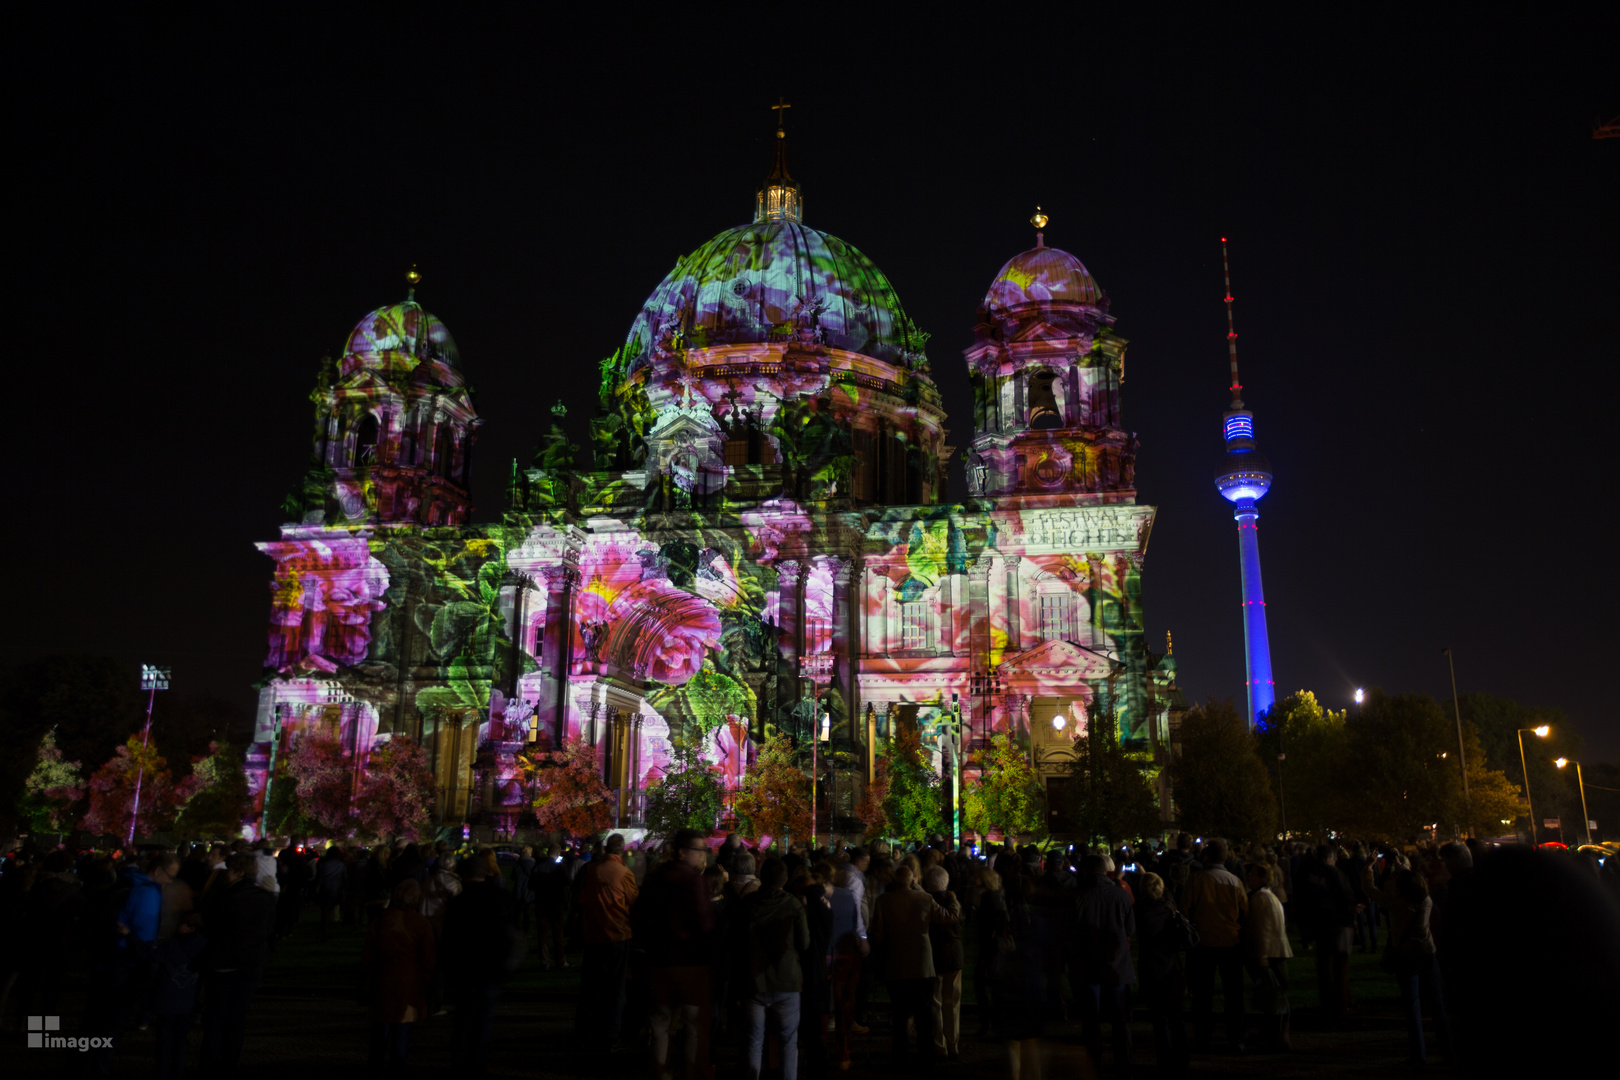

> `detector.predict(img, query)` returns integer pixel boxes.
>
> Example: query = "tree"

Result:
[1164,700,1276,842]
[355,736,436,841]
[19,731,86,835]
[855,754,892,838]
[1458,691,1585,840]
[733,732,812,846]
[173,741,250,839]
[1258,691,1352,841]
[534,736,615,840]
[81,735,179,839]
[882,721,946,842]
[284,731,356,836]
[1339,691,1492,840]
[643,740,725,841]
[964,732,1047,841]
[0,655,144,834]
[262,771,313,838]
[1064,720,1162,846]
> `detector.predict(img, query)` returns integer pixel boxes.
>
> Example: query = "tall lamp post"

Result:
[129,665,171,846]
[799,653,833,848]
[948,693,964,852]
[1516,724,1550,845]
[1555,758,1593,847]
[1442,648,1472,836]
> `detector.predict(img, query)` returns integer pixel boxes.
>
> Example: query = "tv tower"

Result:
[1213,239,1275,726]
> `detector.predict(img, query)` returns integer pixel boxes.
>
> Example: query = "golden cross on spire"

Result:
[772,97,791,135]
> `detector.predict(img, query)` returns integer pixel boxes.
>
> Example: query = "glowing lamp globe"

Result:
[1052,715,1066,731]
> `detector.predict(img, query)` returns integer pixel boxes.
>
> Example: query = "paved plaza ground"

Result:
[4,907,1459,1078]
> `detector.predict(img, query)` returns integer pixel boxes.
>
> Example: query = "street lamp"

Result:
[1052,714,1066,731]
[1516,725,1551,845]
[1354,687,1364,705]
[1555,758,1593,847]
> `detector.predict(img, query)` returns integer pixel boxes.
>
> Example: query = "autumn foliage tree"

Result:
[733,732,812,846]
[285,731,356,836]
[81,735,179,839]
[534,736,614,840]
[855,754,891,838]
[964,732,1047,841]
[20,731,86,835]
[355,736,436,841]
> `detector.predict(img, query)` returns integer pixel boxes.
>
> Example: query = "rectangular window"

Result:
[724,439,749,467]
[852,430,876,501]
[805,615,833,656]
[1039,593,1071,643]
[901,601,928,651]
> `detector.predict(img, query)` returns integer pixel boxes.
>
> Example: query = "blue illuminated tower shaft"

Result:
[1234,499,1274,722]
[1213,239,1276,727]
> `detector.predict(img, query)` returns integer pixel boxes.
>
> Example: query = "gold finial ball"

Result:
[406,265,423,288]
[1030,207,1049,230]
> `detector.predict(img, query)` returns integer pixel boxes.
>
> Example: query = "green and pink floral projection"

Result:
[248,203,1174,835]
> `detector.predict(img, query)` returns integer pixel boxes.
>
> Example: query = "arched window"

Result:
[1028,369,1062,429]
[354,414,379,466]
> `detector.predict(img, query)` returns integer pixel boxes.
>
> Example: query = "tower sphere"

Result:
[1215,445,1273,503]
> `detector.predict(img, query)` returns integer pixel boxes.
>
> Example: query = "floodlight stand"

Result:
[1444,648,1472,836]
[128,666,169,846]
[128,684,158,846]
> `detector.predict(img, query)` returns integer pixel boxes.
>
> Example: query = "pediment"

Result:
[647,404,721,441]
[1000,639,1115,680]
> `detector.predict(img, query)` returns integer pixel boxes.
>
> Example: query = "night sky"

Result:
[12,9,1618,758]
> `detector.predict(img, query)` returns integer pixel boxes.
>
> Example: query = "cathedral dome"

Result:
[621,220,927,373]
[984,245,1104,310]
[340,299,463,387]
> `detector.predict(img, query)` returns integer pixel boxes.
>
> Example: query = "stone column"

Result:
[832,558,855,739]
[1004,555,1022,653]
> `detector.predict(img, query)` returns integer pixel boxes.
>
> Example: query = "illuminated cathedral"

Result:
[247,115,1182,839]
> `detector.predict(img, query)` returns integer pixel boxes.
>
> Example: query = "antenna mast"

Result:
[1221,237,1243,407]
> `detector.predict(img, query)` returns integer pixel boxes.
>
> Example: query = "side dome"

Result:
[984,245,1104,310]
[340,300,463,387]
[622,221,927,372]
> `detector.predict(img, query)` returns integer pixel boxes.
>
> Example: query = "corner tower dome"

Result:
[340,296,463,389]
[985,244,1105,311]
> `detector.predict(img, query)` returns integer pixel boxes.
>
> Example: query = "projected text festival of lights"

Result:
[246,122,1182,838]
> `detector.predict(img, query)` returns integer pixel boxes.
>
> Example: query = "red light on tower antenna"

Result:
[1221,237,1227,242]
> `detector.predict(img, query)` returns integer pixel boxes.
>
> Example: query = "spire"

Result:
[1220,238,1242,407]
[754,98,802,223]
[1030,207,1048,249]
[406,264,422,301]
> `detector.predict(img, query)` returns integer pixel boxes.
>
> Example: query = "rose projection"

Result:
[247,132,1181,839]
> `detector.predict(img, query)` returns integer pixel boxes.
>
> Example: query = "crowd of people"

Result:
[1,828,1616,1077]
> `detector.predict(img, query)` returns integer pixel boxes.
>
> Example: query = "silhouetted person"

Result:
[200,852,277,1069]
